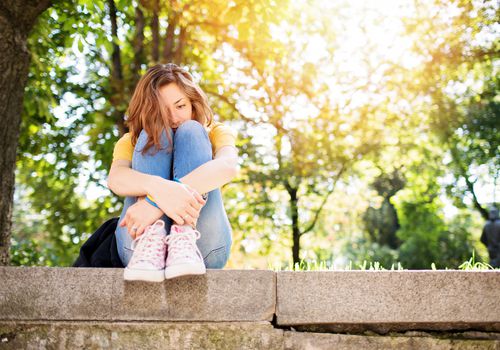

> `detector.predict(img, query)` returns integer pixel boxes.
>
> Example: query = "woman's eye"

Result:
[177,105,186,109]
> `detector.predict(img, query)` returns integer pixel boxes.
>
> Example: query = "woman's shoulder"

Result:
[113,132,133,162]
[207,121,237,154]
[208,121,237,137]
[115,132,133,144]
[119,132,132,140]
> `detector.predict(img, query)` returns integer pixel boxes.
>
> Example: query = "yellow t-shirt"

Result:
[112,121,237,162]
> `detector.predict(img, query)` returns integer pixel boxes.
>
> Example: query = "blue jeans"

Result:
[115,120,232,268]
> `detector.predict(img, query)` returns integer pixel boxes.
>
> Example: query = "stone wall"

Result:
[0,267,499,349]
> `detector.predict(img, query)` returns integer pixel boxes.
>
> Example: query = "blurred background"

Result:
[10,0,499,269]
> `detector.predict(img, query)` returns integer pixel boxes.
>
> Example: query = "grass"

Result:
[269,251,499,271]
[269,259,405,271]
[458,251,497,270]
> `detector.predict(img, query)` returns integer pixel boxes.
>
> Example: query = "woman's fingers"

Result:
[193,191,206,205]
[119,217,127,227]
[134,224,147,239]
[183,184,206,206]
[190,194,205,211]
[185,205,200,219]
[127,220,144,239]
[171,213,185,226]
[175,207,199,227]
[128,223,136,239]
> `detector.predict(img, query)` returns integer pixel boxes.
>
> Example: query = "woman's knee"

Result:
[136,128,172,151]
[175,120,207,139]
[174,120,210,146]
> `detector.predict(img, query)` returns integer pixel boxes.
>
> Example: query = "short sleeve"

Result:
[112,133,134,162]
[208,122,237,155]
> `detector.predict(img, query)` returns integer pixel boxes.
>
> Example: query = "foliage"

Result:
[395,179,478,269]
[343,238,400,270]
[10,0,498,269]
[404,0,499,217]
[13,0,288,266]
[362,170,406,249]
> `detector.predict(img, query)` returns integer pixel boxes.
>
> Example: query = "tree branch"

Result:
[464,175,489,220]
[205,90,263,126]
[300,163,346,236]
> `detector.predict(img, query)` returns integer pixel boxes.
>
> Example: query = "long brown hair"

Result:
[126,63,213,154]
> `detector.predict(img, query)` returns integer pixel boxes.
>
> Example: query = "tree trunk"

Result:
[150,0,160,62]
[173,25,186,65]
[287,185,301,266]
[107,0,126,135]
[131,5,145,86]
[0,0,52,265]
[163,10,178,62]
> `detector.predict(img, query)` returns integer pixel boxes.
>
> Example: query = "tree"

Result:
[403,0,499,218]
[12,0,288,265]
[395,163,476,269]
[10,0,497,269]
[0,0,52,265]
[213,1,414,265]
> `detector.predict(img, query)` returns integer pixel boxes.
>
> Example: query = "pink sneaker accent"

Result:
[124,220,167,282]
[164,225,206,279]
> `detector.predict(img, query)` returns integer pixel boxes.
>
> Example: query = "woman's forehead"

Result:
[159,83,187,103]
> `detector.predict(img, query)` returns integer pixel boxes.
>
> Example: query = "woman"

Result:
[107,63,238,282]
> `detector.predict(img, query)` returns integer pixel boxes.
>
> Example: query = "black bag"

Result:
[73,217,124,268]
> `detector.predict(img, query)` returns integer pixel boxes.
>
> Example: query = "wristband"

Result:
[145,195,159,208]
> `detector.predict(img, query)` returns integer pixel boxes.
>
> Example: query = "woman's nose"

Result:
[170,114,180,126]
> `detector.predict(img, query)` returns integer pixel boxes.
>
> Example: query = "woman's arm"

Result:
[107,160,205,230]
[106,145,237,232]
[107,143,239,197]
[179,145,239,194]
[107,160,160,197]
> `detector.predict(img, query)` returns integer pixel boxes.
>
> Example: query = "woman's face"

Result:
[159,83,193,130]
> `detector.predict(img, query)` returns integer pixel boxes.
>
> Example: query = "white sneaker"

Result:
[164,225,206,279]
[124,220,167,282]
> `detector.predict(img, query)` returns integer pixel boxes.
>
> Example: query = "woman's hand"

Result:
[151,178,206,227]
[182,185,206,227]
[119,197,164,239]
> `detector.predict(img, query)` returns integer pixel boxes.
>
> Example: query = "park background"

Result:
[5,0,499,269]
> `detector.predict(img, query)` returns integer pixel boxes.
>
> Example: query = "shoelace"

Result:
[130,222,166,264]
[165,228,202,260]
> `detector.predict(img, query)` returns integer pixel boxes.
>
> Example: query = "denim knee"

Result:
[174,120,210,148]
[175,120,207,139]
[136,128,172,154]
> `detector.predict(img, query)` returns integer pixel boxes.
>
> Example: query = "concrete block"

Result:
[0,267,114,321]
[111,269,275,321]
[284,331,500,350]
[276,271,500,332]
[0,321,284,350]
[0,267,275,322]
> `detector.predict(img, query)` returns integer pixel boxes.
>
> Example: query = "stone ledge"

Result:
[0,321,284,350]
[276,271,500,332]
[2,267,499,334]
[1,322,498,350]
[283,331,500,350]
[0,267,275,322]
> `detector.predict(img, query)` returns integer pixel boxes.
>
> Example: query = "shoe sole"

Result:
[164,262,206,279]
[124,267,165,282]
